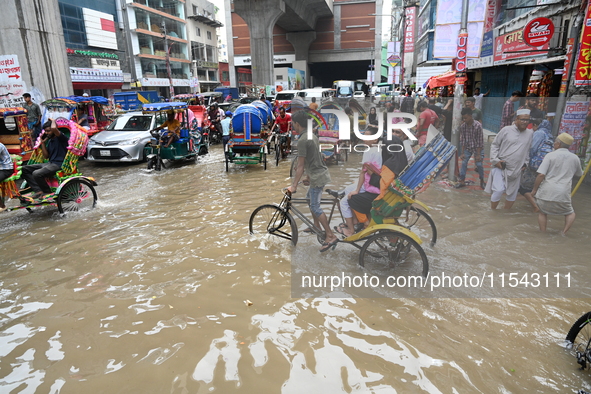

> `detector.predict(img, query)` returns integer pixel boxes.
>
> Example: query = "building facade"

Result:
[123,0,191,97]
[58,0,130,97]
[186,0,223,92]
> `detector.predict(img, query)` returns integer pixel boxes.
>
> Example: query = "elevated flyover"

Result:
[233,0,333,85]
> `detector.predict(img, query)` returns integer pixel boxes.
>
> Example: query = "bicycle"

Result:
[567,312,591,370]
[268,126,290,166]
[249,187,436,275]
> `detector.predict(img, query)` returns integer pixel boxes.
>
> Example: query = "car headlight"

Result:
[88,139,97,146]
[119,138,140,145]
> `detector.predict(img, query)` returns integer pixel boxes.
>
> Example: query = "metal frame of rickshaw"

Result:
[0,107,35,161]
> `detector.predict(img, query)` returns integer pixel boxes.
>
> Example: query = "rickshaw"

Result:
[0,118,98,214]
[250,133,456,277]
[225,104,267,171]
[142,102,206,171]
[0,107,35,161]
[41,96,111,137]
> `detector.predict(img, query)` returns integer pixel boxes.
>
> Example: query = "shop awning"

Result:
[515,55,566,66]
[425,71,456,89]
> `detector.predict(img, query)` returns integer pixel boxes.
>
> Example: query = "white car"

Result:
[353,91,366,98]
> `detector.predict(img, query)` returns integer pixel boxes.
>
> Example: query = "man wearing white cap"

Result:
[485,108,534,209]
[531,133,583,235]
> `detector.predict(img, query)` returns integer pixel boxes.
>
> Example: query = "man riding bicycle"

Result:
[271,107,291,158]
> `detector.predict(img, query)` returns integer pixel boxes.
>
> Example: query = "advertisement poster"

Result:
[574,0,591,86]
[493,30,549,65]
[287,68,305,90]
[0,54,27,108]
[558,100,591,153]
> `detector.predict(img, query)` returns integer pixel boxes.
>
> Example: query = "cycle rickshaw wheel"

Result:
[398,207,437,247]
[57,179,98,214]
[566,312,591,358]
[358,231,428,277]
[249,205,298,246]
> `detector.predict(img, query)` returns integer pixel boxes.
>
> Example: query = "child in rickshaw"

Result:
[348,135,409,233]
[335,136,382,238]
[152,110,181,148]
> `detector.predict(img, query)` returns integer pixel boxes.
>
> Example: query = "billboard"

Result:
[83,8,118,50]
[433,0,486,58]
[404,7,417,53]
[0,54,27,108]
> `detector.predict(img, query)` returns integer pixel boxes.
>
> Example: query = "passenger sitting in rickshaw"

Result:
[335,136,382,237]
[21,118,69,200]
[272,107,292,154]
[152,110,181,148]
[348,135,408,233]
[76,107,90,130]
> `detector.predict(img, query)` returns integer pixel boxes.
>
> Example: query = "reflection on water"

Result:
[0,147,590,392]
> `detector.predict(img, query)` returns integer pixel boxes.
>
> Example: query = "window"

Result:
[207,31,212,40]
[196,27,201,36]
[60,3,87,48]
[193,5,198,15]
[222,71,229,81]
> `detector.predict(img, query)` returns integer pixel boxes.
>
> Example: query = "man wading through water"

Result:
[288,111,338,252]
[485,108,533,209]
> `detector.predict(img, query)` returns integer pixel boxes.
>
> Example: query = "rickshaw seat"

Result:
[179,129,189,138]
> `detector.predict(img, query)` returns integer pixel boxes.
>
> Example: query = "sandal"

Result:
[319,238,338,253]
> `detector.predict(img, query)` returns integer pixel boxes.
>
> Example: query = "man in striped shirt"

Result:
[500,91,523,129]
[458,108,485,189]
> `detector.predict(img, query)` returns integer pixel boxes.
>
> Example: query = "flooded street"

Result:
[1,145,591,393]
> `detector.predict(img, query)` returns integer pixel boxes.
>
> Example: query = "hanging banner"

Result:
[484,0,499,32]
[456,32,468,83]
[574,0,591,86]
[404,7,417,53]
[560,38,575,94]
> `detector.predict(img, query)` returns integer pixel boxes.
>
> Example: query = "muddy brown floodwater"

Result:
[1,145,591,393]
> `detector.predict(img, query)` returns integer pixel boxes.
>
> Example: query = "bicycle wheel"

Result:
[359,231,428,277]
[567,312,591,348]
[249,204,298,246]
[57,179,98,214]
[398,207,437,247]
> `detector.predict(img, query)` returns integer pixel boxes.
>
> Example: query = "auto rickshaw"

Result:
[41,96,111,137]
[0,107,35,161]
[142,102,207,171]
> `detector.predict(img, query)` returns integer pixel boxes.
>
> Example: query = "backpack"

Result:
[529,133,553,171]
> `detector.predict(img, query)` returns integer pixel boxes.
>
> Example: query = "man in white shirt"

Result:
[531,133,583,235]
[473,87,490,111]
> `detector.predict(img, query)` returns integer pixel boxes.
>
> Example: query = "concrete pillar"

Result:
[234,0,285,86]
[224,0,237,87]
[286,31,316,89]
[0,0,72,101]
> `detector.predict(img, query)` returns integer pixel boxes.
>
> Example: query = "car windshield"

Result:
[338,87,352,95]
[107,115,152,131]
[276,93,295,100]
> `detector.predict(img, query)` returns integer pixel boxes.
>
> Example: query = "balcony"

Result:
[188,13,223,28]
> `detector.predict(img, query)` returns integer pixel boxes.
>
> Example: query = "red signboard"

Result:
[404,7,416,53]
[575,0,591,86]
[560,38,575,94]
[493,30,549,65]
[484,0,499,32]
[456,32,468,83]
[523,17,554,47]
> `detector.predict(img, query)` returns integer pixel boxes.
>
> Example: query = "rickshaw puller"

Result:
[21,119,68,200]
